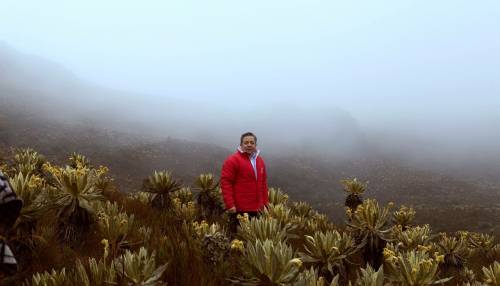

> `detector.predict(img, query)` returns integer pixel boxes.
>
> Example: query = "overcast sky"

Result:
[1,0,499,148]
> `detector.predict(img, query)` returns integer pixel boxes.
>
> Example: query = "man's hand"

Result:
[226,207,236,213]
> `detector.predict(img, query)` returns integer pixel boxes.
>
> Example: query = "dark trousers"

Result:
[229,211,259,236]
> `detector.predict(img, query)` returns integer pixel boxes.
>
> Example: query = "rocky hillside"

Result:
[1,104,499,236]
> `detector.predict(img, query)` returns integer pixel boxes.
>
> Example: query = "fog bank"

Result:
[1,1,499,182]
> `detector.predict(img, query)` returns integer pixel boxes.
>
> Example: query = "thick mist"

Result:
[1,1,499,183]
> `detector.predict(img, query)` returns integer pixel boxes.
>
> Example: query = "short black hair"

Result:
[240,132,257,144]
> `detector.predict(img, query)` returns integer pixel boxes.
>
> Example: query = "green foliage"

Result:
[459,266,480,286]
[52,166,103,211]
[482,261,500,286]
[341,178,367,196]
[194,174,224,219]
[96,201,135,257]
[294,267,340,286]
[73,258,117,286]
[143,170,182,210]
[138,226,152,244]
[383,248,451,285]
[172,187,194,204]
[309,214,332,231]
[113,247,167,285]
[9,171,32,196]
[7,172,49,259]
[129,191,153,205]
[13,148,46,176]
[52,166,104,244]
[154,222,204,286]
[491,244,500,262]
[393,224,433,251]
[192,220,222,238]
[347,200,392,235]
[26,247,166,286]
[9,172,47,225]
[268,187,289,206]
[3,149,499,286]
[291,201,314,218]
[469,233,495,250]
[262,203,335,242]
[238,216,289,243]
[171,198,197,222]
[68,152,90,169]
[94,166,113,193]
[287,212,336,244]
[341,178,367,211]
[435,233,469,269]
[235,239,302,286]
[469,233,498,263]
[201,231,230,265]
[262,203,293,226]
[194,173,218,191]
[355,265,384,286]
[27,268,70,286]
[299,230,357,279]
[392,205,416,229]
[347,199,393,268]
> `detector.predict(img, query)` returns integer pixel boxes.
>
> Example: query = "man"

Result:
[220,132,269,234]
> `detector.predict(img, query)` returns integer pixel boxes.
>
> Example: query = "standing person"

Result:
[220,132,269,235]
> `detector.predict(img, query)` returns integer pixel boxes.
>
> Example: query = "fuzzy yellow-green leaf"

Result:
[293,267,340,286]
[341,177,367,195]
[238,216,288,243]
[482,261,500,286]
[235,239,301,285]
[27,268,70,286]
[384,249,451,286]
[113,247,167,285]
[300,229,357,276]
[394,225,433,251]
[96,201,135,251]
[392,205,416,228]
[268,187,289,206]
[355,265,385,286]
[194,173,218,191]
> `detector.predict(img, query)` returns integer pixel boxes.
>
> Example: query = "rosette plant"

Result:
[52,166,103,244]
[383,249,451,285]
[193,173,223,219]
[299,230,357,282]
[233,239,302,286]
[341,178,367,211]
[142,170,182,210]
[346,199,393,268]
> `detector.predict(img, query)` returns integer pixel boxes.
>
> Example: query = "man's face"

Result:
[240,135,256,154]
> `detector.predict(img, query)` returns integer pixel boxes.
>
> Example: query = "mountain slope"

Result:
[1,108,499,235]
[1,42,499,235]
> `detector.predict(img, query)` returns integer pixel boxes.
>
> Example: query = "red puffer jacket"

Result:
[220,150,269,212]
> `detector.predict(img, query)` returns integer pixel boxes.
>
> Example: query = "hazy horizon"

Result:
[1,1,499,163]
